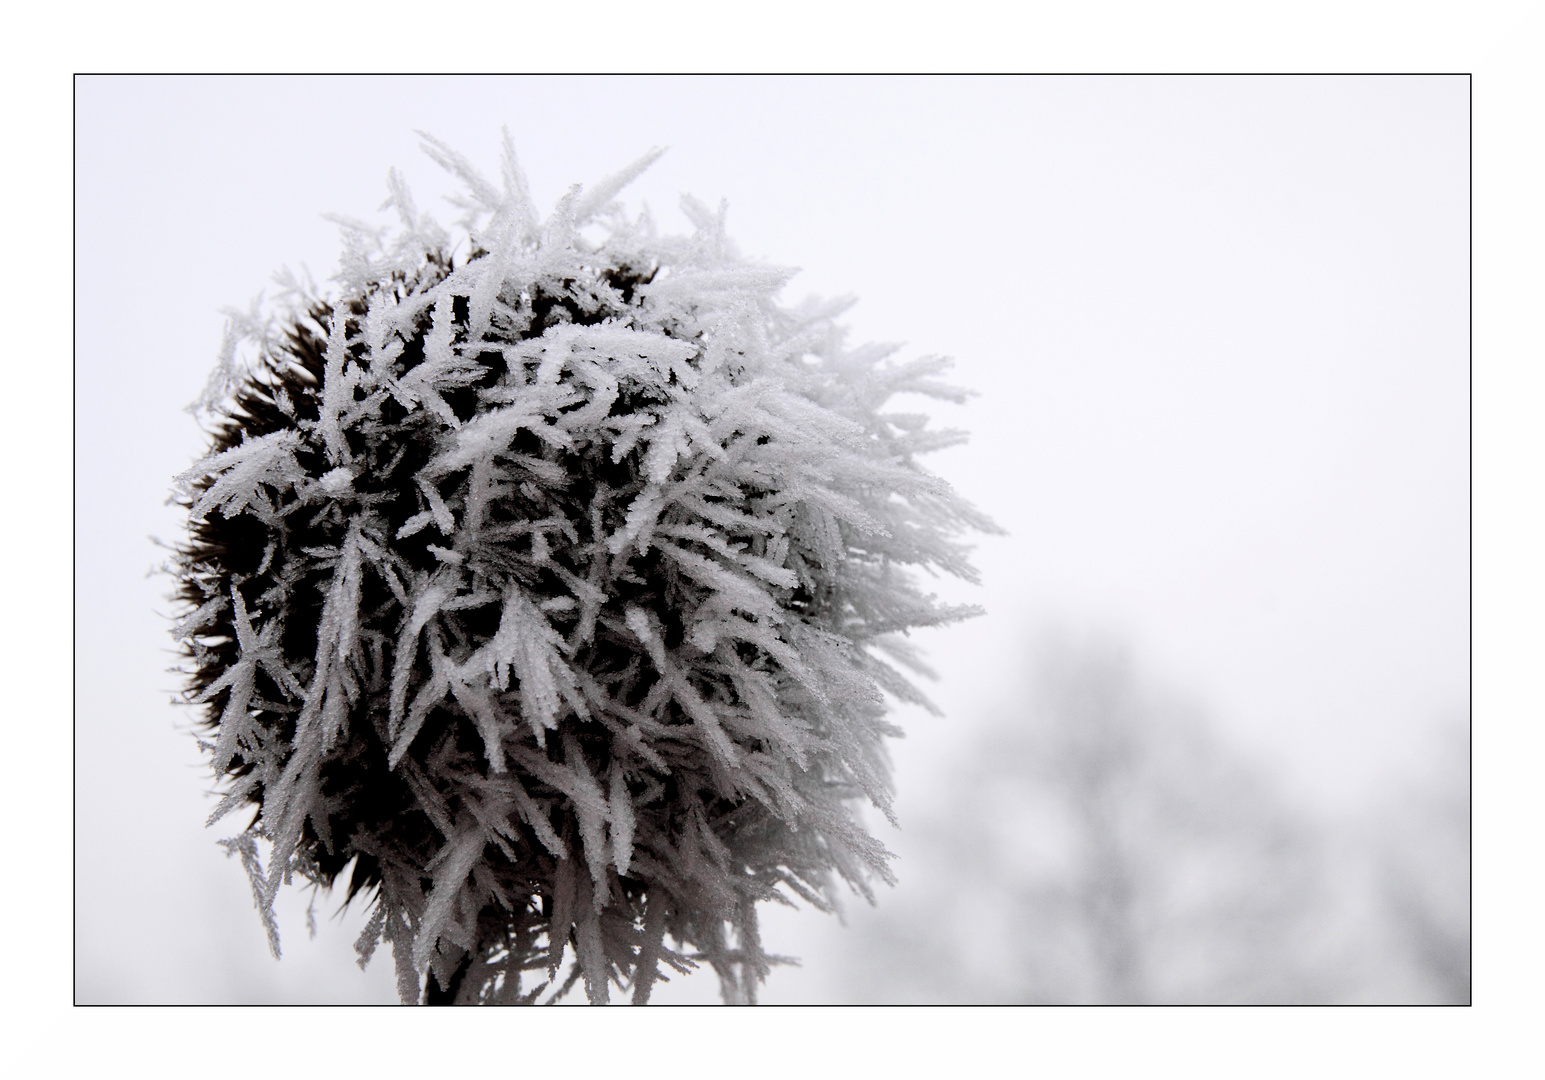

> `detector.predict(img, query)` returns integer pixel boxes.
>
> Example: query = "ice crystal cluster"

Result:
[171,135,992,1004]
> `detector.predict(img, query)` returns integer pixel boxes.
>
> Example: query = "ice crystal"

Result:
[170,132,995,1004]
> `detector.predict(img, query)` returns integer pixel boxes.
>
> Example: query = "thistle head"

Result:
[171,134,994,1004]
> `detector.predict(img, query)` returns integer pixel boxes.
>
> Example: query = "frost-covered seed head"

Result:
[170,133,996,1004]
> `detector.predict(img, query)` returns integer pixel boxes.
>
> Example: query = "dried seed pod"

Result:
[171,135,995,1004]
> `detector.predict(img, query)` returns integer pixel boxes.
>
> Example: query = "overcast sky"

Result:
[74,75,1467,1004]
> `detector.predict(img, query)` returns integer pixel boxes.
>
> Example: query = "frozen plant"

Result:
[169,133,994,1004]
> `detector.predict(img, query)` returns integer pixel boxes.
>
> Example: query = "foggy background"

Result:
[74,75,1467,1004]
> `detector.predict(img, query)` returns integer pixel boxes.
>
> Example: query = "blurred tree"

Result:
[836,630,1337,1004]
[1370,715,1470,1004]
